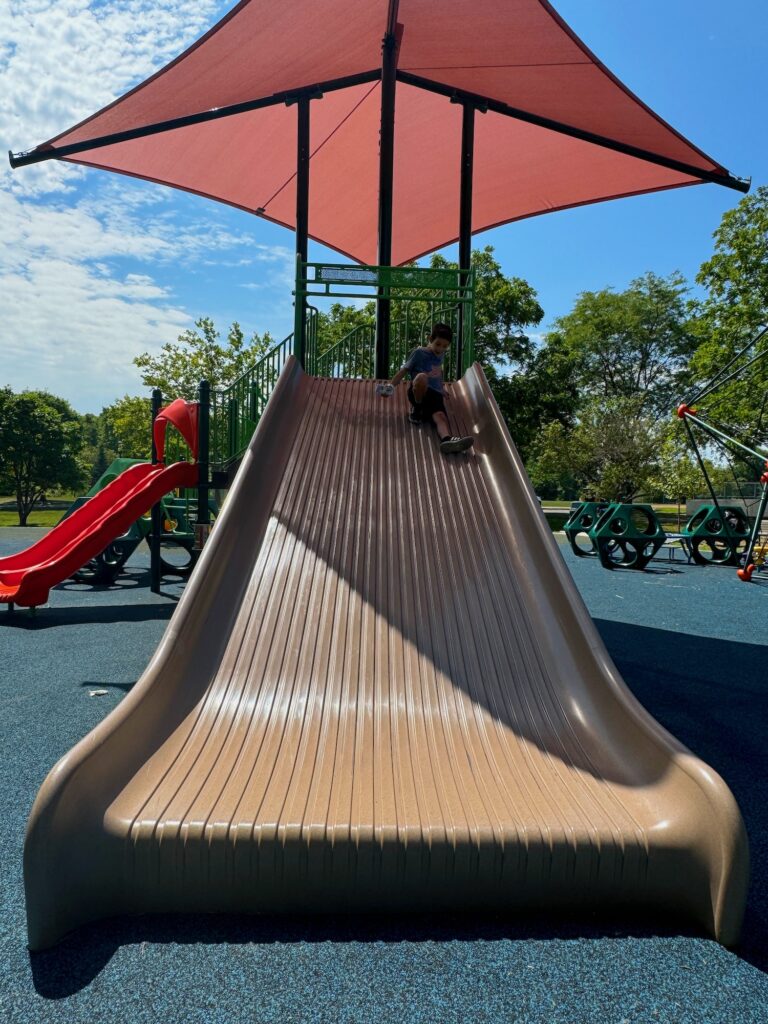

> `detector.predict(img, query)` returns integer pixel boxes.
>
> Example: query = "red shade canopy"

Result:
[12,0,746,264]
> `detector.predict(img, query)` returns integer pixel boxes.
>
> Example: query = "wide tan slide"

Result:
[25,359,749,949]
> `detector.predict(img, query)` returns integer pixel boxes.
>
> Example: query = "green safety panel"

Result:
[589,503,667,571]
[563,502,614,558]
[681,505,751,566]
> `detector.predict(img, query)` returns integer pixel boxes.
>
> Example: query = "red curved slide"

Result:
[0,461,198,607]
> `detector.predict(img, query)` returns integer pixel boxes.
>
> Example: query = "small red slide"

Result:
[0,461,198,608]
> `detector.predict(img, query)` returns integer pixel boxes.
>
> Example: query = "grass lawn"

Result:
[0,494,78,528]
[0,510,62,528]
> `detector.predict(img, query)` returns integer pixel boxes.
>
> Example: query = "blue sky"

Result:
[1,0,765,413]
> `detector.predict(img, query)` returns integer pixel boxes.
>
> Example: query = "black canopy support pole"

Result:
[457,101,475,377]
[8,69,380,169]
[375,3,400,380]
[396,71,750,194]
[294,95,311,366]
[197,379,211,543]
[150,389,163,595]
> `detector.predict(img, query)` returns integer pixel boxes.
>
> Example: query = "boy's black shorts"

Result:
[408,384,445,422]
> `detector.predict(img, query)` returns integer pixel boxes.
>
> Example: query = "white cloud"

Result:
[0,2,297,412]
[1,256,191,410]
[1,0,222,193]
[0,180,292,410]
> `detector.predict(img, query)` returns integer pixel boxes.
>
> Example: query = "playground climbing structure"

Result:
[677,325,768,581]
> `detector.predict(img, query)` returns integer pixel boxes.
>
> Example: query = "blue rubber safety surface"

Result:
[1,529,766,1023]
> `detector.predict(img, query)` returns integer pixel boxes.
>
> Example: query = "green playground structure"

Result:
[565,498,757,571]
[681,505,751,567]
[566,501,678,570]
[61,458,218,584]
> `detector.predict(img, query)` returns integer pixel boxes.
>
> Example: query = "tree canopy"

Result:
[134,317,276,398]
[0,389,86,525]
[547,272,695,418]
[429,247,544,372]
[687,186,768,444]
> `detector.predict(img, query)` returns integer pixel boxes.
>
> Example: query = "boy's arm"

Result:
[378,358,413,395]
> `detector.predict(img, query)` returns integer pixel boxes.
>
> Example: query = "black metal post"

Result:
[196,381,211,550]
[375,19,398,380]
[457,101,475,377]
[293,96,311,365]
[150,388,162,594]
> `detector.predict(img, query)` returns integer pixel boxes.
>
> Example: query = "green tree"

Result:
[688,186,768,441]
[134,317,275,397]
[430,246,544,372]
[100,395,153,460]
[90,444,111,485]
[0,389,86,525]
[696,184,768,341]
[550,272,694,417]
[492,340,580,463]
[570,397,663,501]
[526,421,580,499]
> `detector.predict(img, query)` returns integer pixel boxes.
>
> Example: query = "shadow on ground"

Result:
[29,907,698,999]
[0,603,178,629]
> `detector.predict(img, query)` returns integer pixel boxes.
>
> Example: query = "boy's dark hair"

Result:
[430,322,453,342]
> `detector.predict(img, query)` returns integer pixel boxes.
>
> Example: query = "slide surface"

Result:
[0,461,197,606]
[24,360,748,948]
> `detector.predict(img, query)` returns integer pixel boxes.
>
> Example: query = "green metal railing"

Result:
[312,304,470,382]
[314,321,376,379]
[296,261,475,379]
[192,262,478,467]
[210,309,317,467]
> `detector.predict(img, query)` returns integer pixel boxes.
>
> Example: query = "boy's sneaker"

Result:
[440,435,474,454]
[408,408,423,425]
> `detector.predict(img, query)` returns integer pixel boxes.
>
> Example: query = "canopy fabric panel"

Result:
[397,0,722,175]
[63,80,701,266]
[20,0,743,264]
[65,84,381,262]
[46,0,384,148]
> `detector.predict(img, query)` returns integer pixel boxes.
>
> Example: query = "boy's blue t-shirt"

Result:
[403,347,444,393]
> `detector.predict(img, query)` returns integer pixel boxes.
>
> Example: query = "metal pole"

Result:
[375,17,399,380]
[686,324,768,406]
[742,481,768,576]
[150,389,162,594]
[684,410,768,465]
[457,101,475,377]
[196,380,211,551]
[293,95,311,366]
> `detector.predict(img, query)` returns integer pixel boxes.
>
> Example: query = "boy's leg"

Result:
[411,373,429,402]
[433,410,451,436]
[429,398,474,454]
[408,373,429,423]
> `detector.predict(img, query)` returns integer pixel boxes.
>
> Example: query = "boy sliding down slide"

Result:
[376,323,474,454]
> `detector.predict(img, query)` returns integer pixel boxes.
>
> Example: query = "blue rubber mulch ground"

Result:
[1,529,766,1023]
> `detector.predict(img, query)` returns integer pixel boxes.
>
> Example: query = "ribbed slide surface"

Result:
[24,361,748,949]
[131,377,644,866]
